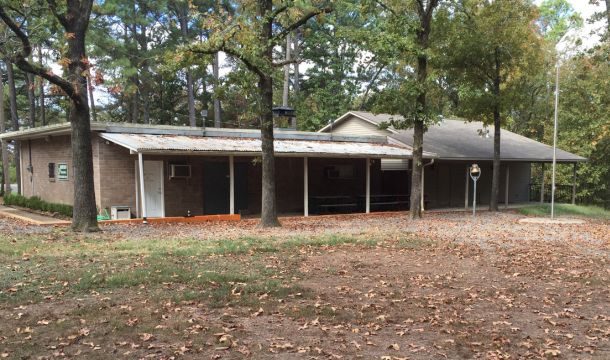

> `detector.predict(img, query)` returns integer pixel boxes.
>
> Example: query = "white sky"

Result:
[535,0,606,50]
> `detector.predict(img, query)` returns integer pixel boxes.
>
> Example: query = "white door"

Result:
[143,160,164,217]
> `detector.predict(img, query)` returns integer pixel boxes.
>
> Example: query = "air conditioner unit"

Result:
[170,164,191,178]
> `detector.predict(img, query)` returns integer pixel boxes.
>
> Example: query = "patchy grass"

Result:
[518,203,610,219]
[0,213,608,359]
[0,232,378,306]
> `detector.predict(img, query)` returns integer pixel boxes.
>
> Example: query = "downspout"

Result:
[28,140,33,195]
[421,158,435,212]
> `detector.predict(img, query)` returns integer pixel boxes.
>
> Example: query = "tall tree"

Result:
[25,69,36,127]
[37,46,46,126]
[4,60,20,193]
[410,0,440,219]
[443,0,543,211]
[170,0,197,127]
[362,0,441,219]
[189,0,332,227]
[0,1,98,231]
[0,62,9,195]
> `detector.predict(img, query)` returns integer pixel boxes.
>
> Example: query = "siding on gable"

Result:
[328,115,391,136]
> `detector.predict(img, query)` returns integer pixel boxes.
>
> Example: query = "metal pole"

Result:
[472,179,477,217]
[551,61,560,219]
[138,152,147,224]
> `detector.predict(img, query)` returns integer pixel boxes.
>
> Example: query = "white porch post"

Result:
[420,166,425,211]
[465,166,469,210]
[138,152,147,224]
[229,155,235,215]
[505,165,510,209]
[304,157,309,217]
[365,158,370,214]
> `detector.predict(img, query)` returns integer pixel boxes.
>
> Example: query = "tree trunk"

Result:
[5,60,20,194]
[213,0,222,127]
[410,120,424,219]
[66,21,98,232]
[259,75,280,227]
[0,64,9,195]
[176,5,197,127]
[409,0,438,219]
[87,73,97,122]
[38,46,46,126]
[213,52,221,127]
[25,71,36,128]
[293,29,300,94]
[282,33,291,107]
[489,48,501,211]
[259,0,280,227]
[131,79,139,123]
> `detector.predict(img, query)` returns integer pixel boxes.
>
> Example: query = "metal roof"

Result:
[100,133,419,159]
[0,121,389,144]
[326,112,586,163]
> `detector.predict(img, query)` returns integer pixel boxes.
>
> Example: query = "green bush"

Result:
[3,193,73,218]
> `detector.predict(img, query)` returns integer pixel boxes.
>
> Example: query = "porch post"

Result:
[540,163,545,203]
[229,155,235,215]
[505,165,510,209]
[420,166,425,211]
[365,158,370,213]
[304,157,308,217]
[465,166,469,210]
[572,162,577,205]
[138,152,147,224]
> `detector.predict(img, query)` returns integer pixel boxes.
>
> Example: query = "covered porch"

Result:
[100,132,427,220]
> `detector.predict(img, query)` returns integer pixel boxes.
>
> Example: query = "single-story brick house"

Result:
[320,111,586,208]
[0,111,584,219]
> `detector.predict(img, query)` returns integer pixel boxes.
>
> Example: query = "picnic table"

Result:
[358,194,410,211]
[309,195,359,214]
[310,194,411,214]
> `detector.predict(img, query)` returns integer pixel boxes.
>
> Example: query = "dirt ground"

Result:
[0,210,608,359]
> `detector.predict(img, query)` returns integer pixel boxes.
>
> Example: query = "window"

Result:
[57,163,69,181]
[48,163,55,179]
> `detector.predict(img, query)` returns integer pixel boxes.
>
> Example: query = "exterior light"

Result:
[469,164,481,217]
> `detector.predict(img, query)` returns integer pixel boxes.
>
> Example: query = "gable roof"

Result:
[322,112,586,163]
[318,111,399,134]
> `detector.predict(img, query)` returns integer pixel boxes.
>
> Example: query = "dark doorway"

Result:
[234,162,249,213]
[203,161,229,214]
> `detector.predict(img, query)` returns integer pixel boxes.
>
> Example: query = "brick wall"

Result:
[19,136,76,206]
[96,136,137,215]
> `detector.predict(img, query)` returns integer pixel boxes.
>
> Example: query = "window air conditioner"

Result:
[170,164,191,178]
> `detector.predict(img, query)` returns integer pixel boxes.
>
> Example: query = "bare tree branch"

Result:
[46,0,69,29]
[272,58,300,67]
[374,0,397,16]
[271,6,332,44]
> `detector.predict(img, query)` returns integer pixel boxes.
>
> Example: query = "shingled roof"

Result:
[324,111,586,163]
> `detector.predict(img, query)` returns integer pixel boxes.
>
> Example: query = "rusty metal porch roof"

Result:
[100,133,429,159]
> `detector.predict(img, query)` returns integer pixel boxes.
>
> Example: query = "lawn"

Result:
[518,203,610,220]
[0,212,608,359]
